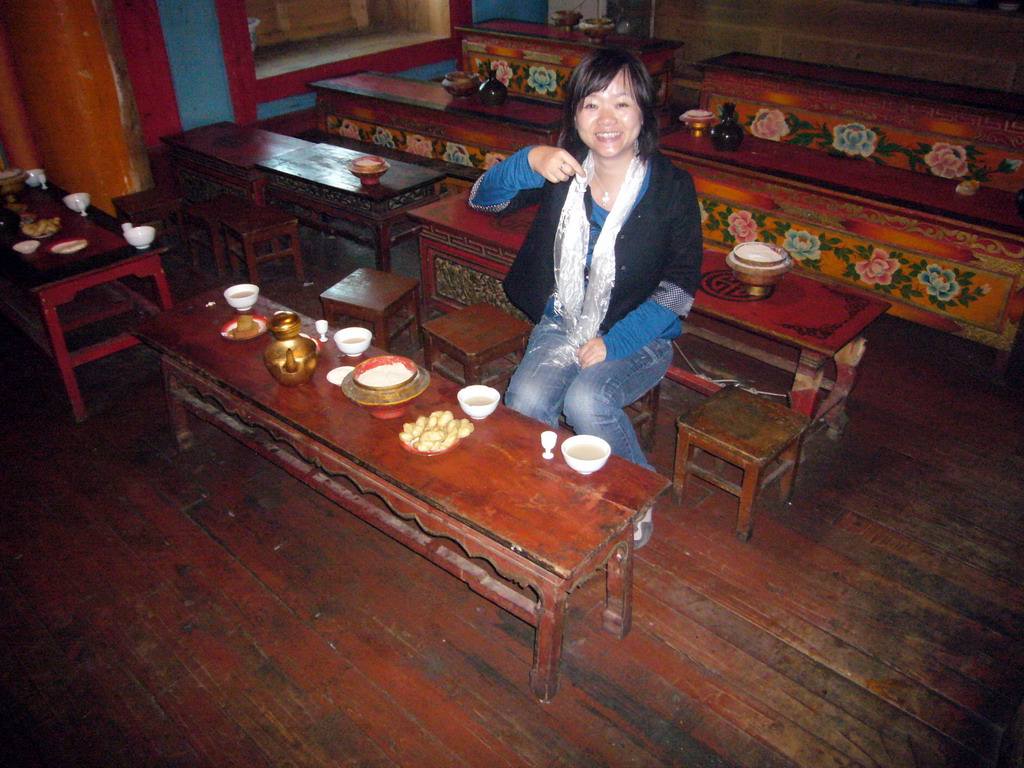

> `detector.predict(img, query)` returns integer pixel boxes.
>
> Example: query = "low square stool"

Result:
[219,203,305,283]
[673,386,809,542]
[180,194,251,276]
[627,383,661,452]
[112,186,183,238]
[320,268,422,352]
[422,303,531,388]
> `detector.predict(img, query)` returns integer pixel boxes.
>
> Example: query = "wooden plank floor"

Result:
[1,234,1021,768]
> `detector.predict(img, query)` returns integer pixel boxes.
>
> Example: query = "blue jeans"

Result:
[505,317,672,469]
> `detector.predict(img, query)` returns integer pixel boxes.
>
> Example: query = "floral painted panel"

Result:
[323,115,508,171]
[704,95,1024,193]
[696,189,1017,347]
[465,54,572,102]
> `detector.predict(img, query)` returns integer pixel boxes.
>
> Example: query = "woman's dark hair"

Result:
[558,47,660,161]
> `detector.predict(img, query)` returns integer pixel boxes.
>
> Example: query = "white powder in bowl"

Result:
[357,361,413,387]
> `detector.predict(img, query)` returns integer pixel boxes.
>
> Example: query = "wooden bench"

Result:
[664,53,1024,364]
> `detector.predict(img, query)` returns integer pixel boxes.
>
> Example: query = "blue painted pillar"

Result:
[157,0,234,129]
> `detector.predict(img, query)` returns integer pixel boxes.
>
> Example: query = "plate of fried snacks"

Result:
[220,314,268,340]
[21,217,60,238]
[399,409,475,455]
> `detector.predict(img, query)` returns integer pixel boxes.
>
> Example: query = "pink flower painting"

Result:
[854,248,900,286]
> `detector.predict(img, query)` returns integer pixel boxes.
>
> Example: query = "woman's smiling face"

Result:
[574,69,642,163]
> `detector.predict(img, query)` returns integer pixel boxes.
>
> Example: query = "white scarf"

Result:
[552,151,647,361]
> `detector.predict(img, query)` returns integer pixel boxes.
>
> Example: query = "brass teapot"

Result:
[264,311,318,386]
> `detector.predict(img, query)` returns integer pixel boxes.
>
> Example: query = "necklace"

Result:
[592,173,614,206]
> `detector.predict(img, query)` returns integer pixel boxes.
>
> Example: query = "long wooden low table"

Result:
[133,290,669,701]
[409,191,890,436]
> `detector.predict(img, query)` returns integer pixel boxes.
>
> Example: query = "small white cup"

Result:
[334,326,372,356]
[63,192,90,216]
[457,385,500,420]
[314,319,329,341]
[561,435,611,475]
[224,283,259,312]
[25,169,46,188]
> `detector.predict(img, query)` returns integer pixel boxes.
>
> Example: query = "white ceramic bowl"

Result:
[561,434,611,475]
[457,385,500,420]
[62,192,90,214]
[123,225,156,249]
[224,283,259,312]
[334,326,372,356]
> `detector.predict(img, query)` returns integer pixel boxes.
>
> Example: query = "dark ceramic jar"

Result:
[710,103,744,152]
[477,69,508,107]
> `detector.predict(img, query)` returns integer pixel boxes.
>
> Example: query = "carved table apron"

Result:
[137,291,668,701]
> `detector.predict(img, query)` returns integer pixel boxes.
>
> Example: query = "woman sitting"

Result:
[469,47,704,547]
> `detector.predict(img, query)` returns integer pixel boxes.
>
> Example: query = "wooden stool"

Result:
[422,303,531,388]
[673,386,809,542]
[219,203,305,283]
[112,186,183,238]
[627,383,661,452]
[180,194,250,276]
[320,268,422,351]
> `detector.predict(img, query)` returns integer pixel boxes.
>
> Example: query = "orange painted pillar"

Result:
[0,20,40,170]
[0,0,150,213]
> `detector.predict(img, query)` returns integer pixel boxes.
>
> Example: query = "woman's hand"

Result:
[577,337,607,369]
[528,146,585,184]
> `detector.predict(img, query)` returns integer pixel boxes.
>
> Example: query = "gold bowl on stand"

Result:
[342,354,430,419]
[725,241,794,296]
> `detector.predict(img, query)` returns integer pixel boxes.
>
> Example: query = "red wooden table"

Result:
[409,191,890,435]
[134,290,668,701]
[0,187,173,421]
[163,121,316,202]
[257,142,445,272]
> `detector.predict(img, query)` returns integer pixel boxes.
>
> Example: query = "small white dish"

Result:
[49,238,88,254]
[561,434,611,475]
[334,326,372,356]
[326,366,355,386]
[13,240,40,254]
[457,384,500,420]
[224,283,259,312]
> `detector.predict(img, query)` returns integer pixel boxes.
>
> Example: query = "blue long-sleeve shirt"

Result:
[471,148,681,361]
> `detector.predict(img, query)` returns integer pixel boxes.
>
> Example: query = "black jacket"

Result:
[501,151,704,333]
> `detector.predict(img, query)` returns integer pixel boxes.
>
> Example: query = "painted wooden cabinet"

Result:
[662,130,1024,355]
[456,19,681,107]
[696,53,1024,194]
[311,72,561,172]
